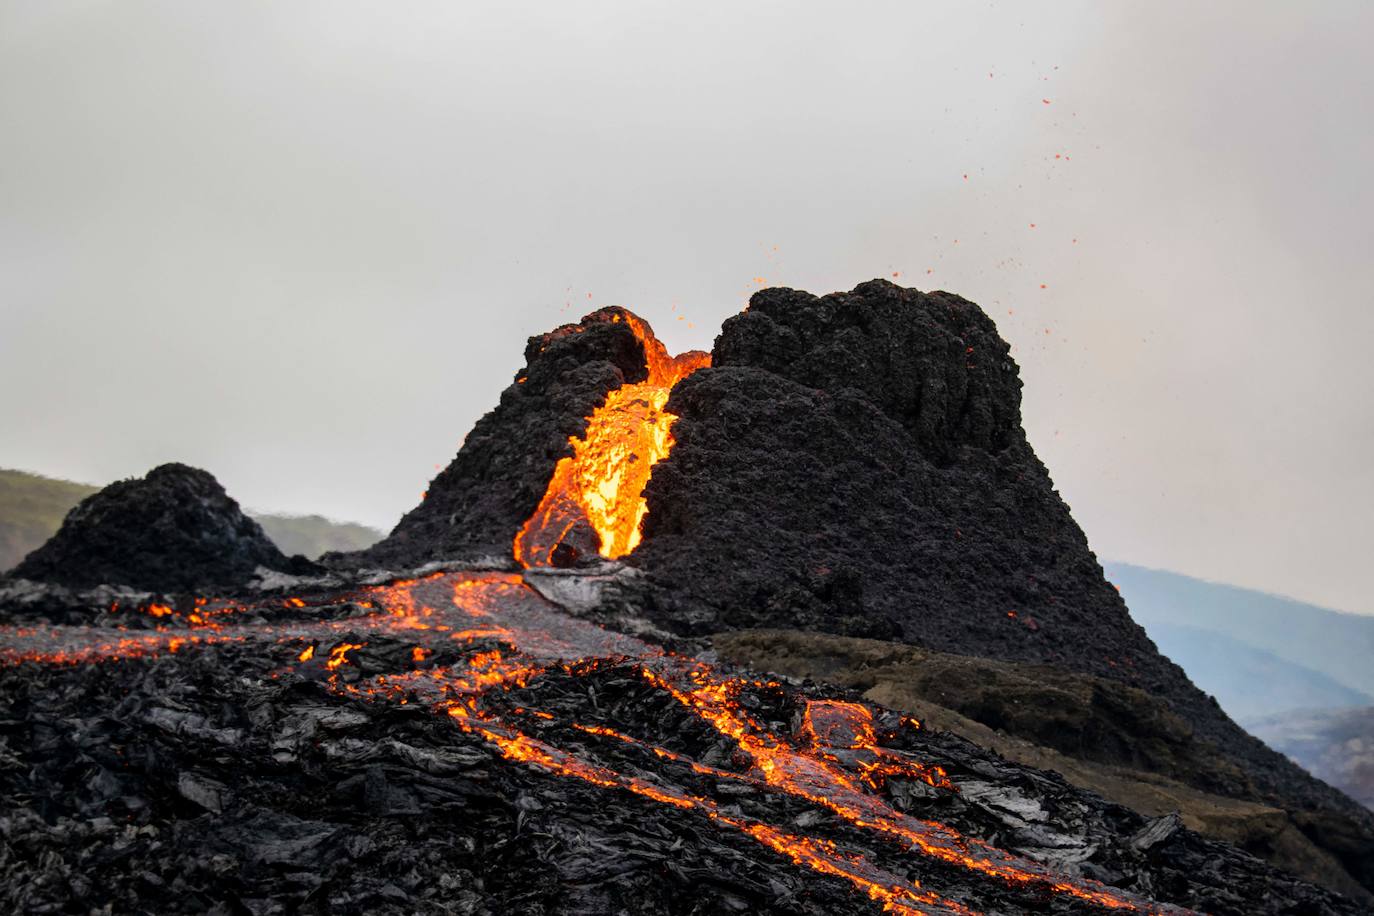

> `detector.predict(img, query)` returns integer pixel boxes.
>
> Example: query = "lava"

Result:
[514,312,709,566]
[0,572,1192,915]
[324,641,364,671]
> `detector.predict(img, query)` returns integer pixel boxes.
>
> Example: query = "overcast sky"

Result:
[1,1,1370,614]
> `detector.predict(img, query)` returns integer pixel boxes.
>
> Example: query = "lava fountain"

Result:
[514,312,709,567]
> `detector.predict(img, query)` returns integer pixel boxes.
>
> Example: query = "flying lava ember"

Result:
[0,572,1191,915]
[514,312,709,567]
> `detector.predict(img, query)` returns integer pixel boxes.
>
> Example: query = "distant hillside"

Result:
[0,470,99,571]
[254,514,381,560]
[1143,622,1371,722]
[1107,562,1374,711]
[0,468,381,566]
[1248,707,1374,811]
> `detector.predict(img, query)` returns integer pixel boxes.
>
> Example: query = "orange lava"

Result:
[325,642,364,671]
[0,571,1190,915]
[515,312,709,566]
[640,665,1142,911]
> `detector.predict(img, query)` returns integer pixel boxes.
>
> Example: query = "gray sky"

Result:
[2,1,1370,614]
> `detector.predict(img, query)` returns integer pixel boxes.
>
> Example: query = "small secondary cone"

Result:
[11,462,316,592]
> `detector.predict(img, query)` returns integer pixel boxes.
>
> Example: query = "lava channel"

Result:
[514,311,709,567]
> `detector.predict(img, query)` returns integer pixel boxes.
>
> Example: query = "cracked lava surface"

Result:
[0,571,1192,915]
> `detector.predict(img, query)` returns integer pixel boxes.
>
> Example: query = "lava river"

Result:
[0,572,1193,915]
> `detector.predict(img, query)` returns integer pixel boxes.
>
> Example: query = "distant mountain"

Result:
[1141,622,1371,722]
[1248,707,1374,812]
[1100,565,1374,817]
[0,468,381,567]
[253,514,381,560]
[1106,563,1374,704]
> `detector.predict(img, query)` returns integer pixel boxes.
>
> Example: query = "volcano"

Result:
[2,281,1371,915]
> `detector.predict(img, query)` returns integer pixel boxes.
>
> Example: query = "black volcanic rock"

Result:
[635,280,1167,678]
[336,307,653,568]
[0,573,1365,916]
[9,463,314,592]
[712,281,1022,462]
[625,281,1374,893]
[324,281,1374,897]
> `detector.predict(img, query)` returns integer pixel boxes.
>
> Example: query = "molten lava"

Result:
[515,312,708,566]
[0,573,1193,914]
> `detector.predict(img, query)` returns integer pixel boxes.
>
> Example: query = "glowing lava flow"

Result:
[514,312,709,566]
[0,573,1193,915]
[639,665,1148,911]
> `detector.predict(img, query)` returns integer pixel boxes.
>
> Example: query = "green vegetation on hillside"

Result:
[0,468,382,568]
[0,470,98,571]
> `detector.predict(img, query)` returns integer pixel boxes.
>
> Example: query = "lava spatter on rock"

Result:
[2,571,1357,914]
